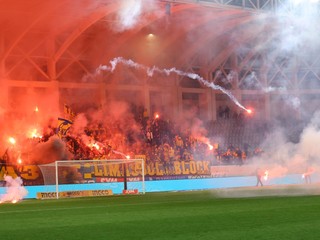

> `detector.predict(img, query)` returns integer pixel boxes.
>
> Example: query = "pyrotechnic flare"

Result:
[17,156,22,165]
[194,136,214,151]
[302,167,314,184]
[8,137,16,145]
[97,57,250,112]
[89,142,100,151]
[112,149,129,159]
[264,170,269,181]
[29,128,42,139]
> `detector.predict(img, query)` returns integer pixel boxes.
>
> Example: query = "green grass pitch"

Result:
[1,189,320,240]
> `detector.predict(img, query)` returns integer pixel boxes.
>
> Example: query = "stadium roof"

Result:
[0,0,319,84]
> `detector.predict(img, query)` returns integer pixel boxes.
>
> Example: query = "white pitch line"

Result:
[0,199,190,214]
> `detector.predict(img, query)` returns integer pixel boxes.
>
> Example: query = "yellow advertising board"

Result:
[36,189,113,199]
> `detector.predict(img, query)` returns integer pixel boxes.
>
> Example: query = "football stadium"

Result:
[1,0,320,239]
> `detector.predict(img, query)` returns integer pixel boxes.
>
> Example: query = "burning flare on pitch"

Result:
[0,175,28,204]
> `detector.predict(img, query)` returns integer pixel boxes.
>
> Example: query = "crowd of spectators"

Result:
[217,105,247,120]
[0,104,267,167]
[50,104,266,166]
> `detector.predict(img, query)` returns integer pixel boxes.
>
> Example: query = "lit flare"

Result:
[8,137,16,145]
[30,128,42,139]
[264,170,269,181]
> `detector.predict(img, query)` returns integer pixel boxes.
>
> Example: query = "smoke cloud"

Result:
[0,175,28,203]
[28,136,72,165]
[114,0,159,32]
[249,110,320,182]
[117,0,143,31]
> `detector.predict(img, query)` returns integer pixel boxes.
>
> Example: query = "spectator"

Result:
[256,168,264,187]
[218,106,224,118]
[224,106,230,119]
[146,128,153,145]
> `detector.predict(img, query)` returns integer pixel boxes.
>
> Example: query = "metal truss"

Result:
[165,0,320,13]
